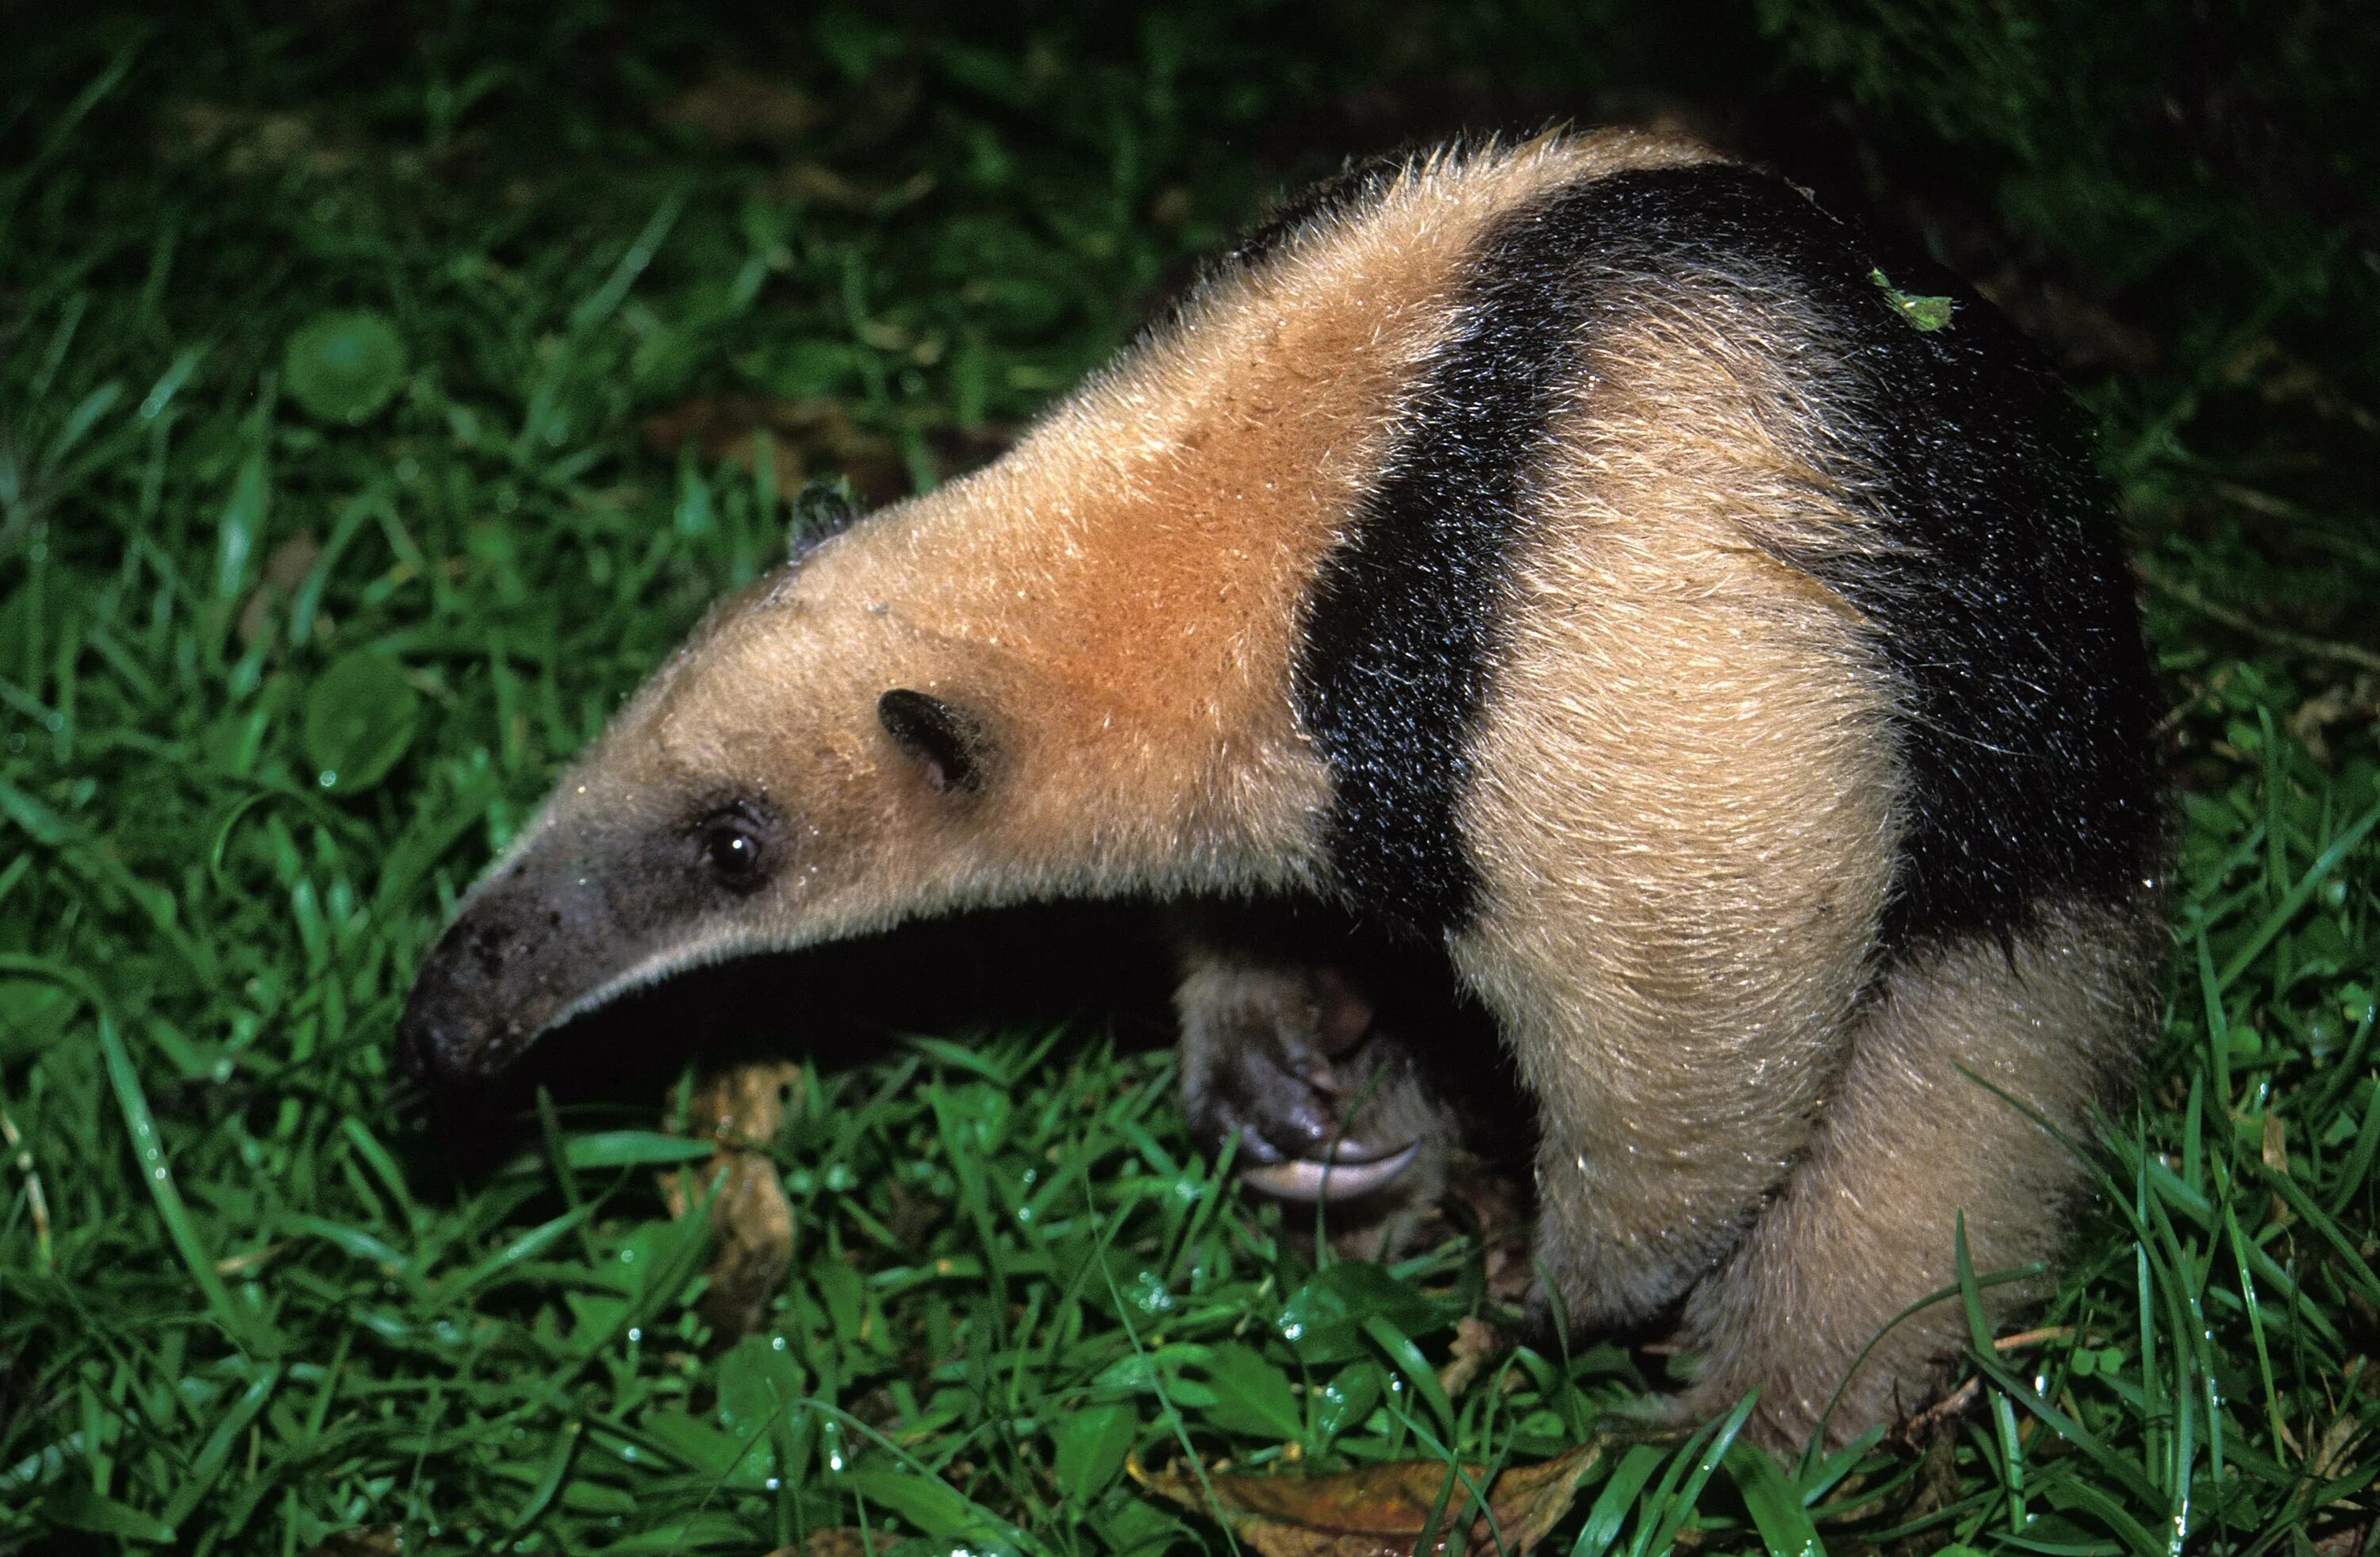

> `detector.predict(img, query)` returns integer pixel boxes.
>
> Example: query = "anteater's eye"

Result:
[696,808,770,888]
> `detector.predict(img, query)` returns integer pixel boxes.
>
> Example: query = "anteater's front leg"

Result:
[1168,907,1457,1229]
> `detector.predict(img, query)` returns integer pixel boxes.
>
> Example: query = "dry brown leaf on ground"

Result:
[302,1529,400,1557]
[236,530,324,646]
[639,393,905,503]
[2290,676,2380,763]
[1135,1440,1604,1557]
[770,162,876,209]
[161,104,358,178]
[2311,1515,2371,1557]
[655,71,822,147]
[1437,1316,1511,1400]
[762,1531,897,1557]
[664,1058,804,1339]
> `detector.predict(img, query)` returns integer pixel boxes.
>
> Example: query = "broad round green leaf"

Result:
[1052,1402,1138,1502]
[301,650,420,793]
[283,309,407,424]
[0,978,77,1066]
[1199,1341,1303,1440]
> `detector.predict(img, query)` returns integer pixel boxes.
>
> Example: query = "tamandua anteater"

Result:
[400,131,2167,1449]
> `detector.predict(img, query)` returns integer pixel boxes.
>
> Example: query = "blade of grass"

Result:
[98,1016,271,1355]
[157,1361,281,1528]
[1722,1436,1824,1557]
[2217,797,2380,991]
[1572,1442,1669,1557]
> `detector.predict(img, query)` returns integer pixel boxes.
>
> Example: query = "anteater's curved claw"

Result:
[1238,1139,1422,1202]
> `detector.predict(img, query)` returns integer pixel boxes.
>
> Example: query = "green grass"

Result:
[2,3,2375,1553]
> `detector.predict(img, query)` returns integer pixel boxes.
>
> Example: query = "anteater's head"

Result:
[397,540,1012,1091]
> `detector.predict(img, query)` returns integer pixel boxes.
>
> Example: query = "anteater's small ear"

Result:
[789,477,862,564]
[877,689,992,794]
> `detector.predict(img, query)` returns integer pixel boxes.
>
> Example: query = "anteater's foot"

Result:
[1175,953,1453,1208]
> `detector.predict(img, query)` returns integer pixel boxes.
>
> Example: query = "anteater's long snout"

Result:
[398,909,539,1089]
[398,847,641,1091]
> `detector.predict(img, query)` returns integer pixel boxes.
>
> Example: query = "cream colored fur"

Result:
[1671,904,2159,1447]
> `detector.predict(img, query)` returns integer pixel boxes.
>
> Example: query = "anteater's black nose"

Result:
[398,945,493,1090]
[396,998,436,1084]
[398,906,545,1090]
[397,833,640,1091]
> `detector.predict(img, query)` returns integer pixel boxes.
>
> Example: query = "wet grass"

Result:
[2,3,2375,1552]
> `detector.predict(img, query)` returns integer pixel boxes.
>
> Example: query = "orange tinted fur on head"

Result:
[489,135,1739,1010]
[718,132,1726,902]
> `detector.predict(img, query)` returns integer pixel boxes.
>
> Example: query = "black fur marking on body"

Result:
[1294,162,2160,953]
[1292,183,1610,938]
[1546,165,2160,954]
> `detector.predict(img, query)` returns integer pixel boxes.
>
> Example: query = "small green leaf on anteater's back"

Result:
[1870,267,1956,332]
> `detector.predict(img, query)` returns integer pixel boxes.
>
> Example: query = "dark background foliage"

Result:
[2,2,2374,1552]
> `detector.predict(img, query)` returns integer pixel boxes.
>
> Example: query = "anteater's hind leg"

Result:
[1669,905,2159,1452]
[1169,907,1459,1234]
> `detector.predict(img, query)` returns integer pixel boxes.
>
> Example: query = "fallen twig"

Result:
[2141,562,2380,674]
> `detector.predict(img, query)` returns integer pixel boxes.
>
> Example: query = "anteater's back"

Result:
[1168,136,2165,1446]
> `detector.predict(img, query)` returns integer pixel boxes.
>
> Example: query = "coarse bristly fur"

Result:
[399,129,2168,1453]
